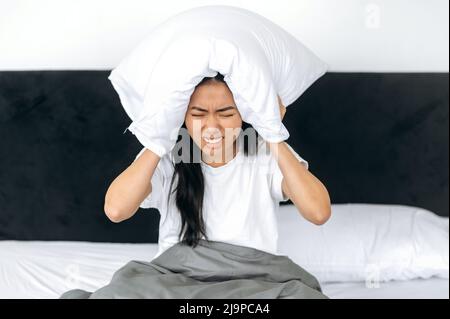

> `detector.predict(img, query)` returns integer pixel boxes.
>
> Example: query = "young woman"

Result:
[104,73,331,259]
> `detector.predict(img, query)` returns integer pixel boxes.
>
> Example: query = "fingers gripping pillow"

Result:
[108,5,328,157]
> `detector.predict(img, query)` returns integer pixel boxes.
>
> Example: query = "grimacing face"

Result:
[184,80,243,165]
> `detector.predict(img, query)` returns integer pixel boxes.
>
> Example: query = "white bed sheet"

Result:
[0,240,158,299]
[321,277,449,299]
[0,240,448,299]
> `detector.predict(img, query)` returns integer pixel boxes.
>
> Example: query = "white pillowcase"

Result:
[278,203,449,283]
[108,5,328,157]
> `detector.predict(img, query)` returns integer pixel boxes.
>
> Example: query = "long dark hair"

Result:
[167,73,258,248]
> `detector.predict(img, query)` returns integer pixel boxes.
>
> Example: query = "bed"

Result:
[0,71,448,299]
[0,248,442,299]
[1,202,448,299]
[1,246,448,299]
[1,225,448,299]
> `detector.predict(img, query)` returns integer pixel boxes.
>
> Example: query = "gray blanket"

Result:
[60,239,329,299]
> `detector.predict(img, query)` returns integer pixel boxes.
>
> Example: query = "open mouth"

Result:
[203,136,223,147]
[203,136,223,145]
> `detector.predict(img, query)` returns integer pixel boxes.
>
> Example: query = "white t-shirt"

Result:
[134,133,309,259]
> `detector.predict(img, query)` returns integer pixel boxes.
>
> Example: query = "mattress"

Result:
[0,240,448,299]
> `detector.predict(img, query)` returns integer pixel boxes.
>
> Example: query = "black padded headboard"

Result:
[0,71,448,243]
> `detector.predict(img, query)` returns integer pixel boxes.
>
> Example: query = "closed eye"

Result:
[191,113,234,117]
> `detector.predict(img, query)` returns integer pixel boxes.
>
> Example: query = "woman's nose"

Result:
[205,113,220,128]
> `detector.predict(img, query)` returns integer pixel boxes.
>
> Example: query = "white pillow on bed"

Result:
[108,5,328,157]
[277,203,449,283]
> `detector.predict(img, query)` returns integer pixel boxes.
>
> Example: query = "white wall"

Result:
[0,0,448,72]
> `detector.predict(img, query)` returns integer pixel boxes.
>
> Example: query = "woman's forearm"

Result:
[104,148,160,223]
[268,141,331,225]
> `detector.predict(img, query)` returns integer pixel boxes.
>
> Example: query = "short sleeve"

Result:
[134,147,164,209]
[270,143,309,202]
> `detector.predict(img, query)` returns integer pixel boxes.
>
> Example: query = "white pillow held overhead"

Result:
[108,5,328,157]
